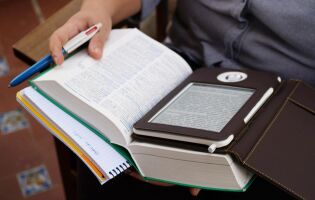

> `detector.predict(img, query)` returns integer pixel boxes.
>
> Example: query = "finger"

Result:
[49,31,66,65]
[49,18,88,64]
[88,24,110,59]
[127,170,144,181]
[189,188,201,196]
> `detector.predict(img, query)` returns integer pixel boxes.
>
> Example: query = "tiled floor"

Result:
[0,1,177,199]
[0,0,70,199]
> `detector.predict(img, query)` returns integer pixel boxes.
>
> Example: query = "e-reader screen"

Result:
[150,83,255,133]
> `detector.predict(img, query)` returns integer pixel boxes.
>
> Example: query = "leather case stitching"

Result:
[243,81,300,162]
[288,98,315,114]
[240,82,302,198]
[226,81,285,153]
[245,162,304,199]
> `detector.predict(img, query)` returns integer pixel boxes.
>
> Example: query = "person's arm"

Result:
[49,0,201,196]
[49,0,141,64]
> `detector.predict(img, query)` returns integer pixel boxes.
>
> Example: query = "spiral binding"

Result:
[108,161,131,178]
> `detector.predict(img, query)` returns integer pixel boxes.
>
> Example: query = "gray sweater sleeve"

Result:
[130,0,161,22]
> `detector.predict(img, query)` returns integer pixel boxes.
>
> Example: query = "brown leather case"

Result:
[227,80,315,199]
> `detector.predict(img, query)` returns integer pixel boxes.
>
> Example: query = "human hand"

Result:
[49,0,112,65]
[126,169,201,196]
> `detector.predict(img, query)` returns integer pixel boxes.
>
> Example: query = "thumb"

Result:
[88,28,109,59]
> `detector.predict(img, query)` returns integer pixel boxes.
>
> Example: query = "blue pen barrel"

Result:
[9,54,54,87]
[9,23,99,87]
[30,55,53,72]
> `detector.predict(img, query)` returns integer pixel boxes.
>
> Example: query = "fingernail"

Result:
[56,51,65,64]
[53,54,59,64]
[92,46,101,57]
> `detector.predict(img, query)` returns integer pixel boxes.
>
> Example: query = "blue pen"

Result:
[9,23,102,87]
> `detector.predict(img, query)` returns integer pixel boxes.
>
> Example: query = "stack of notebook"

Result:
[17,87,131,184]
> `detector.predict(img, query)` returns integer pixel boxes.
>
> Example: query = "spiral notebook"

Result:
[17,87,130,184]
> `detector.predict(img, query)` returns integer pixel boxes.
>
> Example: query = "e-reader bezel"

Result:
[133,68,280,143]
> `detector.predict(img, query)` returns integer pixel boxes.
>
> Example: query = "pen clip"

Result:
[207,134,234,153]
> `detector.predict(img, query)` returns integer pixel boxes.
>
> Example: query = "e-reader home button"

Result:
[217,71,248,82]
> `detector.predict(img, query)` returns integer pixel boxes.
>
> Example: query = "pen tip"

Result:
[8,84,11,88]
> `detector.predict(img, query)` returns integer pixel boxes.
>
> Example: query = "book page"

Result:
[59,29,192,139]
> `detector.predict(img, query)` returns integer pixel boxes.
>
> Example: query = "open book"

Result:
[27,28,254,191]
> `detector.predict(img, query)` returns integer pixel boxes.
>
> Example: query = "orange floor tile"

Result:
[0,0,70,199]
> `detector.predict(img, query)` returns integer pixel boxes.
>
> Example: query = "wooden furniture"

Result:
[13,0,82,65]
[12,1,169,199]
[13,0,169,65]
